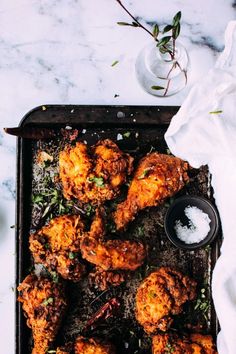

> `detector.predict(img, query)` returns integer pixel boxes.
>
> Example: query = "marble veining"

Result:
[0,0,235,352]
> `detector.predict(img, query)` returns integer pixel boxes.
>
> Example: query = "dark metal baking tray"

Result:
[16,105,221,354]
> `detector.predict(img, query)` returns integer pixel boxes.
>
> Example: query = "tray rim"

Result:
[15,104,219,354]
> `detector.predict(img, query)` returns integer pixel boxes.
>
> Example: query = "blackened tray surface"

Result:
[16,105,220,354]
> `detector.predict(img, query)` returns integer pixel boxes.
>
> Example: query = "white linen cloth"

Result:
[165,21,236,354]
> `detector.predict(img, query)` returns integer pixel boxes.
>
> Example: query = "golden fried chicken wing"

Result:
[74,336,116,354]
[152,333,217,354]
[81,209,146,271]
[18,274,67,354]
[29,215,85,281]
[114,152,189,230]
[59,139,133,204]
[135,267,197,333]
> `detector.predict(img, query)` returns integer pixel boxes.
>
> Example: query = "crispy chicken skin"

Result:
[135,267,197,333]
[89,267,126,291]
[29,215,85,281]
[81,209,146,271]
[114,152,189,230]
[189,334,218,353]
[56,348,70,354]
[59,139,133,204]
[18,274,67,354]
[74,336,116,354]
[152,333,192,354]
[152,333,217,354]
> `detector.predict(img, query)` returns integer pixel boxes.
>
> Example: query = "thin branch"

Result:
[115,0,157,40]
[163,62,176,96]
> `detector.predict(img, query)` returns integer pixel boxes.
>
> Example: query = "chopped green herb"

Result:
[88,176,105,187]
[165,341,175,353]
[149,146,155,153]
[156,220,164,228]
[42,297,54,306]
[111,60,119,67]
[137,225,144,237]
[50,271,59,283]
[85,204,95,217]
[209,110,223,114]
[106,221,116,233]
[137,168,152,180]
[32,194,45,204]
[205,245,211,252]
[194,287,210,321]
[123,131,131,138]
[151,85,165,91]
[69,251,76,260]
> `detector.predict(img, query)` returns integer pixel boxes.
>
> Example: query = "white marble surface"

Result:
[0,1,235,353]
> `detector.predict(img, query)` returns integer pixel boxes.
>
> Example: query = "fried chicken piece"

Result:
[74,336,116,354]
[152,333,217,354]
[81,209,146,271]
[59,139,133,204]
[114,152,189,230]
[56,348,70,354]
[152,333,192,354]
[29,215,86,281]
[89,267,126,291]
[190,334,218,353]
[18,274,67,354]
[135,267,197,333]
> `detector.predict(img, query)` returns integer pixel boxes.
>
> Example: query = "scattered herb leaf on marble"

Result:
[111,60,119,67]
[209,110,223,114]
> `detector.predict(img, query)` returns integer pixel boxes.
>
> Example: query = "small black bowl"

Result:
[164,195,220,250]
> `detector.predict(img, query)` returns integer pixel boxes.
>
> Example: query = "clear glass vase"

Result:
[135,41,189,97]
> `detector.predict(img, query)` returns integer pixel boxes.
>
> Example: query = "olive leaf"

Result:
[117,21,131,26]
[151,86,165,91]
[163,24,173,33]
[152,24,159,38]
[173,22,180,39]
[156,36,171,48]
[172,11,182,27]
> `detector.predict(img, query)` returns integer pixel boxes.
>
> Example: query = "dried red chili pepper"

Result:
[83,297,120,333]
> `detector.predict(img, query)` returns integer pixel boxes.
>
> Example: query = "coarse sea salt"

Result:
[174,206,211,244]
